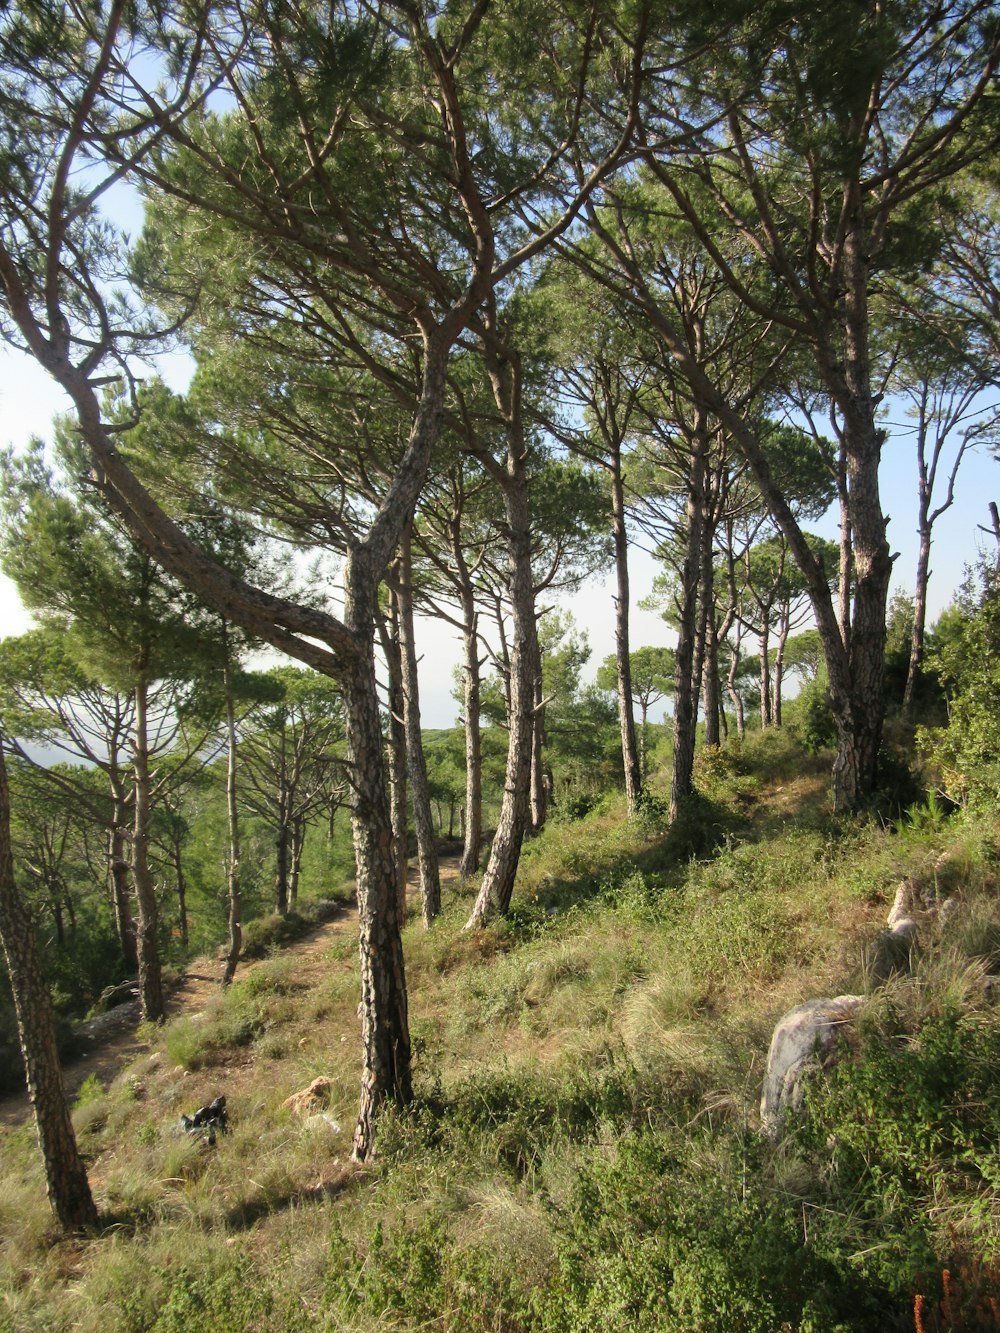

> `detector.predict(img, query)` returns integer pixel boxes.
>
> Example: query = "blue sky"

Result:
[1,343,997,728]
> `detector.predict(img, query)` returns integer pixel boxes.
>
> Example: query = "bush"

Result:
[795,678,838,754]
[795,1005,1000,1303]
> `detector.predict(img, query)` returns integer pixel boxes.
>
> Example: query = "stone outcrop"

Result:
[759,994,866,1137]
[760,861,959,1135]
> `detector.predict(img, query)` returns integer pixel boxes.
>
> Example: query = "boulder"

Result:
[282,1076,335,1117]
[760,995,865,1137]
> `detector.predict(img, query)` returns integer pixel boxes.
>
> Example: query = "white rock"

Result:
[760,995,865,1137]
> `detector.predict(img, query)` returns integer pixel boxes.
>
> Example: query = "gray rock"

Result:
[760,995,865,1137]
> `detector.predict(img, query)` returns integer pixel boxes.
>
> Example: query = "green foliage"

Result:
[795,1005,1000,1298]
[535,1133,884,1332]
[920,570,1000,807]
[794,677,838,754]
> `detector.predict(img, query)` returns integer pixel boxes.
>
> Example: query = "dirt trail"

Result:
[0,856,461,1128]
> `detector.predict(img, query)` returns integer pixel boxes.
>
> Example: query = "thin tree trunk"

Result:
[529,655,547,835]
[378,602,410,926]
[173,834,188,953]
[397,526,440,925]
[466,357,537,926]
[904,512,931,715]
[700,501,720,749]
[132,676,164,1023]
[289,816,305,909]
[459,599,483,882]
[670,417,709,821]
[274,799,290,917]
[0,749,97,1232]
[108,782,136,973]
[759,624,772,729]
[772,607,791,729]
[610,447,642,813]
[222,648,242,988]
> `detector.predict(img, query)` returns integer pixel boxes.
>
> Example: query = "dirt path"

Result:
[0,856,461,1128]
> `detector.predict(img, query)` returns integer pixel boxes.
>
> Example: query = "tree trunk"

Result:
[173,833,188,953]
[274,801,290,917]
[222,650,242,988]
[610,446,642,813]
[378,602,410,924]
[759,624,773,729]
[466,404,536,927]
[132,677,164,1023]
[828,221,892,809]
[0,749,98,1232]
[904,508,932,715]
[529,656,547,835]
[772,607,791,729]
[396,528,440,925]
[108,782,137,973]
[700,502,720,749]
[289,817,305,909]
[670,417,709,821]
[459,599,483,882]
[342,567,411,1162]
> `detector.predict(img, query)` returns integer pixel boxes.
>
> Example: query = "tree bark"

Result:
[132,676,164,1023]
[378,602,410,925]
[274,796,290,917]
[396,527,440,925]
[222,650,242,988]
[342,570,411,1162]
[107,782,137,973]
[0,748,97,1232]
[459,597,483,882]
[465,383,537,927]
[529,653,547,834]
[289,816,305,909]
[670,416,709,821]
[610,449,642,812]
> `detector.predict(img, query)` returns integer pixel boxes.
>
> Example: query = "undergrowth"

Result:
[1,733,999,1330]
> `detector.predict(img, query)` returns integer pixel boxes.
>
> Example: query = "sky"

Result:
[1,342,997,729]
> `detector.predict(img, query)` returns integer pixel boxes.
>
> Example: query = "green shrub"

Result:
[795,678,838,754]
[795,1006,1000,1299]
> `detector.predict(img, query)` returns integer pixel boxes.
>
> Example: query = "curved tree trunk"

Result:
[397,526,440,925]
[0,749,97,1232]
[132,676,163,1023]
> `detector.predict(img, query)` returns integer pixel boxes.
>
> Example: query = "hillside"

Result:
[1,731,999,1331]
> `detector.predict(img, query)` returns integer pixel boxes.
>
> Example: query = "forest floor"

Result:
[0,856,462,1127]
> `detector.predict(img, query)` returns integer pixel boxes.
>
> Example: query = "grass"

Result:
[2,730,1000,1329]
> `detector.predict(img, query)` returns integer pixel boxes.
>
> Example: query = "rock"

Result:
[303,1113,341,1136]
[282,1076,335,1117]
[760,995,865,1137]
